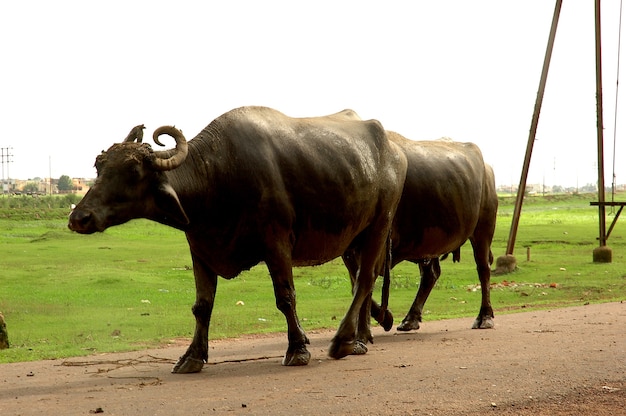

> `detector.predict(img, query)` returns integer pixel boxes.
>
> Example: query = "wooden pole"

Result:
[595,0,607,247]
[505,0,562,256]
[593,0,612,262]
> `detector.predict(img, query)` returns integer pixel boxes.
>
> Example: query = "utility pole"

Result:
[49,156,52,195]
[495,0,562,274]
[592,0,612,262]
[0,147,14,194]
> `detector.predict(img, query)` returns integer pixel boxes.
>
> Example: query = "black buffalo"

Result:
[344,131,498,332]
[68,106,407,373]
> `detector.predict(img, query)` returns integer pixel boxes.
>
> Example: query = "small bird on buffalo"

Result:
[124,124,145,143]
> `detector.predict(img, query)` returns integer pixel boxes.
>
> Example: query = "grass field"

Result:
[1,192,625,363]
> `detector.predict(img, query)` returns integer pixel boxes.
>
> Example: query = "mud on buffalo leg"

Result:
[397,259,441,331]
[172,259,217,374]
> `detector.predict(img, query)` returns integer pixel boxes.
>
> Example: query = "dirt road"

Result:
[1,302,624,415]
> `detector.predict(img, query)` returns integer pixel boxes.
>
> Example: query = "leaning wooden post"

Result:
[495,0,563,274]
[593,0,612,262]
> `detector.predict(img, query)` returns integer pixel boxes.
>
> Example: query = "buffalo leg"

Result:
[345,250,394,333]
[329,227,386,359]
[369,301,394,332]
[343,250,393,352]
[342,250,370,355]
[397,259,441,331]
[371,239,394,332]
[329,268,376,359]
[172,256,218,374]
[352,288,373,355]
[470,237,495,329]
[469,196,497,329]
[265,254,311,366]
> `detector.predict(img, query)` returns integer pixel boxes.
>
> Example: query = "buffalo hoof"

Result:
[172,356,205,374]
[328,337,355,359]
[378,310,394,332]
[351,340,368,355]
[396,319,421,332]
[472,316,495,329]
[282,347,311,366]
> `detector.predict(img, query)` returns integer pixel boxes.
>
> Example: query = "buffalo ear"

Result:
[155,183,190,226]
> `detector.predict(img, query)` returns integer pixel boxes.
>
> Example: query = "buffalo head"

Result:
[68,125,190,234]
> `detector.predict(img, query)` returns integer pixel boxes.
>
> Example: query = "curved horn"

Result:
[151,126,189,171]
[123,124,145,143]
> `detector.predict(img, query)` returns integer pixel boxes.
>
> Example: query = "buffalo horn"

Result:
[151,126,189,171]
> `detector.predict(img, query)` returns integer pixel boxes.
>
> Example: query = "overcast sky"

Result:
[1,1,623,188]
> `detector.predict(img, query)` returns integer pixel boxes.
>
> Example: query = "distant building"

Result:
[3,177,92,195]
[70,178,90,194]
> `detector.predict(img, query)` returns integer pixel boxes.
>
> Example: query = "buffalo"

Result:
[343,131,498,333]
[68,106,407,373]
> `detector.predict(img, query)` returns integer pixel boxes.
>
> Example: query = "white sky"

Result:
[1,1,624,188]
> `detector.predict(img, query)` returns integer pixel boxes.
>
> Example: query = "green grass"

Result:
[1,193,625,363]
